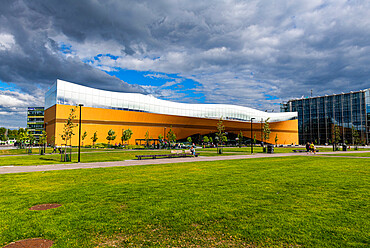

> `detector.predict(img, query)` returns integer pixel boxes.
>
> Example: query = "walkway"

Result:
[0,151,368,174]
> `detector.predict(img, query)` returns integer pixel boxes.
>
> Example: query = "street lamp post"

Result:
[78,104,84,163]
[251,118,255,154]
[44,122,48,153]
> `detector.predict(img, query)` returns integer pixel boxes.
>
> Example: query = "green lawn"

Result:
[0,156,368,247]
[319,152,370,157]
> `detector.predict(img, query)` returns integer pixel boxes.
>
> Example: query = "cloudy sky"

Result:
[0,0,369,128]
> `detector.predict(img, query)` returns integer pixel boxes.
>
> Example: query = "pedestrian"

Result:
[51,146,57,153]
[306,142,310,154]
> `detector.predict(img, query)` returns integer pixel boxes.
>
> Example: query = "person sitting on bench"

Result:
[190,146,196,156]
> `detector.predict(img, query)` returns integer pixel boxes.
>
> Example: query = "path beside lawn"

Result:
[1,150,368,174]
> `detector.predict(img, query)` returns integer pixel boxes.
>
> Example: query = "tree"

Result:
[16,129,28,149]
[351,126,360,149]
[39,131,47,155]
[106,129,116,146]
[237,130,243,147]
[166,128,176,144]
[28,133,35,153]
[91,131,98,147]
[50,135,55,147]
[61,107,77,161]
[274,134,279,147]
[332,124,341,151]
[262,118,271,147]
[203,136,209,145]
[187,136,192,144]
[216,118,226,146]
[209,137,213,144]
[0,127,6,141]
[81,131,87,146]
[121,129,133,145]
[145,130,150,147]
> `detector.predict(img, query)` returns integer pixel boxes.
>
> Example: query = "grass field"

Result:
[0,156,368,247]
[318,152,370,157]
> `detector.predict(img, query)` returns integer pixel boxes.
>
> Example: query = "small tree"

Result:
[81,131,87,146]
[91,131,98,147]
[50,135,55,147]
[216,118,226,151]
[332,124,341,151]
[203,136,209,146]
[262,118,271,149]
[274,134,279,147]
[145,130,150,147]
[237,130,243,148]
[106,129,117,147]
[39,131,47,154]
[166,128,176,144]
[187,136,192,144]
[351,126,360,150]
[209,137,213,144]
[28,133,35,153]
[122,129,133,145]
[61,106,77,161]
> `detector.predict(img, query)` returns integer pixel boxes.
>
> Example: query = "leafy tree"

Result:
[106,129,117,146]
[275,134,279,147]
[91,131,98,147]
[351,126,360,149]
[209,137,213,144]
[61,107,77,161]
[332,124,341,151]
[16,129,28,149]
[28,133,35,153]
[262,118,271,147]
[82,131,87,146]
[166,128,176,144]
[121,129,133,145]
[237,130,243,147]
[216,118,226,146]
[203,136,209,144]
[187,136,192,144]
[145,130,150,147]
[0,127,7,141]
[50,135,55,146]
[39,131,47,154]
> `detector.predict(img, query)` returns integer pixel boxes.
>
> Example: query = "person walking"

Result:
[306,142,310,154]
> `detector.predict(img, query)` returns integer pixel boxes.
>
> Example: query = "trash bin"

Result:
[342,144,347,151]
[267,144,274,154]
[218,148,223,154]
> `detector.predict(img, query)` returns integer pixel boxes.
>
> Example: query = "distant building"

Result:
[281,89,369,145]
[27,107,45,142]
[44,79,299,146]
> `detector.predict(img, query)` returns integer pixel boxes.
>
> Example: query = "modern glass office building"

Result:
[27,107,45,142]
[45,79,299,146]
[281,89,369,145]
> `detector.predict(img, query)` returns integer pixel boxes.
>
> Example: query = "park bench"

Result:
[293,149,319,153]
[136,150,199,160]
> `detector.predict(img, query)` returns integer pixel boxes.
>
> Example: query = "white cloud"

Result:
[0,33,15,51]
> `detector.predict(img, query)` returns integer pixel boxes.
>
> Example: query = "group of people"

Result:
[305,142,316,154]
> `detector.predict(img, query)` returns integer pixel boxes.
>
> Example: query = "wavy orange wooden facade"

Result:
[45,104,298,146]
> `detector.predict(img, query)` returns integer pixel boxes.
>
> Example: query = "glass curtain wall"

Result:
[283,89,369,145]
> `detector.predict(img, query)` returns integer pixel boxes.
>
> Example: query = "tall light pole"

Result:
[78,104,84,163]
[251,118,255,154]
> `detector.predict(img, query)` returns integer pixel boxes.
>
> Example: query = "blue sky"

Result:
[0,0,370,128]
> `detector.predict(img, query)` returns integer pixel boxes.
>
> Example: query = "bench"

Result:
[293,149,319,153]
[136,152,199,160]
